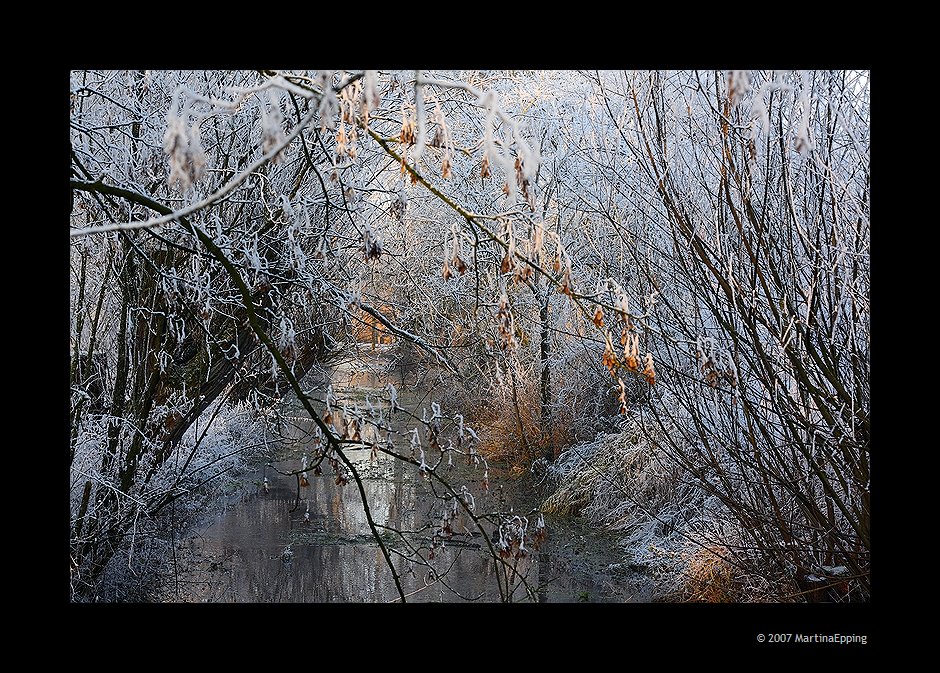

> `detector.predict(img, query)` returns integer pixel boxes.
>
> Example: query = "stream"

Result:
[165,346,650,603]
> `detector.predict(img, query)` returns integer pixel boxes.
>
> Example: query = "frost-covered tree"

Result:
[70,68,869,602]
[70,69,581,601]
[548,70,870,600]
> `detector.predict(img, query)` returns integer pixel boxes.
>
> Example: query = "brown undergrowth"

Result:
[541,417,786,602]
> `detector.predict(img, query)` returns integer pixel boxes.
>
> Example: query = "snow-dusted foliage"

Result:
[70,69,564,601]
[544,420,774,601]
[71,69,868,602]
[69,399,268,600]
[545,70,870,601]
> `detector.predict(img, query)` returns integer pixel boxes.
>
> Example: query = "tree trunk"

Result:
[538,290,553,460]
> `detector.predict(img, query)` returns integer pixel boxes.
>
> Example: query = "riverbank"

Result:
[157,347,650,602]
[161,456,650,602]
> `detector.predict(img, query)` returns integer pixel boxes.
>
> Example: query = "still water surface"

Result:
[168,349,647,602]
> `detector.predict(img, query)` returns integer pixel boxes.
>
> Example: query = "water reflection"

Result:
[170,349,644,603]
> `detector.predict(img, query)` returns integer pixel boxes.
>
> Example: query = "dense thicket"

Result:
[70,70,868,601]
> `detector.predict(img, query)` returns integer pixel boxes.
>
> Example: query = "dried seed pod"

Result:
[500,253,513,275]
[624,332,640,372]
[642,352,656,386]
[362,227,383,260]
[480,155,491,178]
[335,123,347,158]
[400,115,416,146]
[602,333,619,377]
[558,269,575,296]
